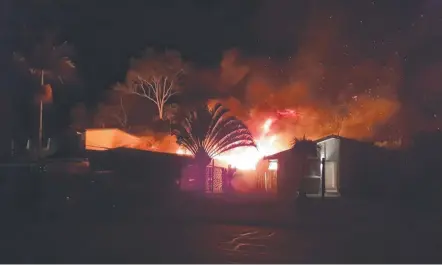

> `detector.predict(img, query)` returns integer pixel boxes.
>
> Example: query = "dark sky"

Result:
[7,0,434,82]
[3,0,442,134]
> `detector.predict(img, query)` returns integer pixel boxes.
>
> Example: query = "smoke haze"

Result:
[206,7,402,145]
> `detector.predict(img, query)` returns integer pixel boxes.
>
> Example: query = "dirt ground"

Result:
[1,196,441,263]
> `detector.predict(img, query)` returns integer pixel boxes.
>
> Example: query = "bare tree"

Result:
[163,103,181,134]
[116,48,187,120]
[94,96,129,129]
[114,97,129,128]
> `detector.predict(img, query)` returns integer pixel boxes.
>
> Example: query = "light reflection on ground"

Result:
[219,230,275,257]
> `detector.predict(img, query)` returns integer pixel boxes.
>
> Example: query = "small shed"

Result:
[262,149,305,197]
[315,135,399,197]
[263,134,399,198]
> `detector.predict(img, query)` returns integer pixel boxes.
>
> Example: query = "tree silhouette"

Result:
[172,103,256,189]
[291,136,320,158]
[117,48,187,120]
[13,34,76,154]
[93,96,129,129]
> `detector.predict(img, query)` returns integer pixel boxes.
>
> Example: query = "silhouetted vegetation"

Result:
[291,137,320,157]
[172,103,256,190]
[403,131,442,206]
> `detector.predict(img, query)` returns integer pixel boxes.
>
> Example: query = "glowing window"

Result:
[268,160,278,171]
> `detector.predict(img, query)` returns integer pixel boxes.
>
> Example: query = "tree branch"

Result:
[124,74,181,120]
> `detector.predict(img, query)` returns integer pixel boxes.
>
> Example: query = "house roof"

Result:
[314,134,340,143]
[264,134,376,160]
[111,147,194,161]
[85,128,141,150]
[263,149,291,160]
[263,135,339,160]
[315,134,374,146]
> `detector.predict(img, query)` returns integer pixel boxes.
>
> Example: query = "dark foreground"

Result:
[1,196,441,263]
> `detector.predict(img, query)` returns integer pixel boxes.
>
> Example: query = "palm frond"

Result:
[172,103,257,164]
[13,36,76,85]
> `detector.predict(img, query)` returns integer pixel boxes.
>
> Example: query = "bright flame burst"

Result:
[215,118,280,170]
[176,117,288,170]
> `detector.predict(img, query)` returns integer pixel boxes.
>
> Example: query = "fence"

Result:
[180,164,227,193]
[256,170,277,193]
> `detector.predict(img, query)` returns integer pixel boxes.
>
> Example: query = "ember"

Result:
[276,108,298,118]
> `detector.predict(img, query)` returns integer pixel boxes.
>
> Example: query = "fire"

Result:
[214,118,284,170]
[176,147,192,156]
[276,108,298,118]
[268,159,278,170]
[174,117,288,170]
[262,118,274,133]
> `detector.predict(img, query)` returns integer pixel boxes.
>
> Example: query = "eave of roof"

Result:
[263,149,291,160]
[314,134,341,143]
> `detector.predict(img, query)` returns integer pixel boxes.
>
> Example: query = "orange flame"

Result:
[175,117,288,170]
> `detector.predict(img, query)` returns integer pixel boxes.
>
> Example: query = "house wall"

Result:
[317,138,340,193]
[338,138,400,197]
[54,129,85,157]
[102,148,193,201]
[267,136,403,198]
[318,138,340,161]
[337,138,371,196]
[276,153,305,199]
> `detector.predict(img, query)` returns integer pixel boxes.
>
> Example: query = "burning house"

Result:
[85,128,141,150]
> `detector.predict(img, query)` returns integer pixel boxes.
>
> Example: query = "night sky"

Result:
[2,0,442,139]
[5,1,437,81]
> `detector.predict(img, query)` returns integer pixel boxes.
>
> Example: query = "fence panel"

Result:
[181,164,226,193]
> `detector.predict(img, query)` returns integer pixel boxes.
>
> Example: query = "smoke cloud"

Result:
[207,6,402,146]
[123,1,423,153]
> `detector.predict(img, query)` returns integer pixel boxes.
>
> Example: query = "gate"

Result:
[205,165,224,193]
[180,164,226,193]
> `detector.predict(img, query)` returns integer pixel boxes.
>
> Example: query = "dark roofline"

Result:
[111,147,194,160]
[263,149,291,160]
[315,134,374,146]
[264,134,341,159]
[264,134,378,160]
[314,134,341,143]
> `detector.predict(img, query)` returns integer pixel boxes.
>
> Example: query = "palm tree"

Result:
[172,103,256,189]
[13,35,76,156]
